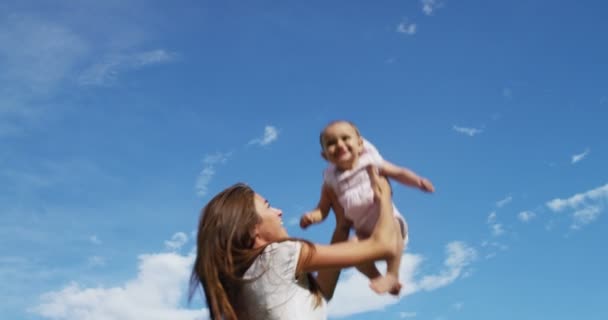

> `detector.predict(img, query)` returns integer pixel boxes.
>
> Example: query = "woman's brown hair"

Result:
[189,183,321,320]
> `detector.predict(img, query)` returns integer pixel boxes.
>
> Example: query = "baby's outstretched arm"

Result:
[380,160,435,193]
[300,183,333,229]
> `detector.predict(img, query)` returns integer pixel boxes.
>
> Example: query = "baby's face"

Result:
[321,122,363,170]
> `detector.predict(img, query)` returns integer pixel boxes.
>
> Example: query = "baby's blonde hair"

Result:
[318,120,361,150]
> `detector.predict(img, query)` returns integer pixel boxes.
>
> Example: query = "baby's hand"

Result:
[300,212,317,229]
[419,178,435,193]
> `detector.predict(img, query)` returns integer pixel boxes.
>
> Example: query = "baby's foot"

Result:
[369,274,401,295]
[388,282,402,296]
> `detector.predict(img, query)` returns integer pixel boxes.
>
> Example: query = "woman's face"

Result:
[253,193,287,246]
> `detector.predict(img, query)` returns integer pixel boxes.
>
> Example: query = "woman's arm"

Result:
[296,167,398,274]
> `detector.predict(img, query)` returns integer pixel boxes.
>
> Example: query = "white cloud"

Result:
[164,232,188,251]
[452,125,482,137]
[421,0,443,15]
[518,211,536,222]
[397,22,417,35]
[328,253,421,317]
[78,49,174,86]
[546,184,607,229]
[195,152,231,197]
[249,125,279,146]
[89,235,102,245]
[399,311,417,318]
[328,241,476,317]
[287,217,300,227]
[571,206,601,230]
[487,212,497,224]
[31,252,206,320]
[491,224,504,236]
[571,148,590,164]
[418,242,477,290]
[496,196,512,208]
[87,256,106,267]
[133,50,174,66]
[0,15,88,93]
[0,15,87,136]
[481,241,508,260]
[546,184,608,211]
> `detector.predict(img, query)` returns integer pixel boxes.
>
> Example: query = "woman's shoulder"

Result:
[246,240,302,281]
[264,240,302,259]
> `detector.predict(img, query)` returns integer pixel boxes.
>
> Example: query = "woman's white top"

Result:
[236,241,327,320]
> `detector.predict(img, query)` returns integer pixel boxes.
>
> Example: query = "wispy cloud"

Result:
[397,22,417,35]
[249,125,279,146]
[502,88,513,99]
[399,311,417,318]
[87,256,106,267]
[0,15,88,93]
[329,241,476,317]
[518,211,536,222]
[31,251,206,320]
[78,49,174,86]
[421,0,444,15]
[491,224,504,236]
[164,232,188,251]
[89,235,102,245]
[546,184,608,229]
[487,212,497,224]
[195,152,231,198]
[453,125,483,137]
[0,15,87,136]
[481,241,508,259]
[452,302,464,310]
[417,242,477,290]
[496,196,512,208]
[0,10,177,137]
[571,148,590,164]
[2,158,117,194]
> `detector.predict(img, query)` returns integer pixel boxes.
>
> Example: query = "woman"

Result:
[190,167,399,320]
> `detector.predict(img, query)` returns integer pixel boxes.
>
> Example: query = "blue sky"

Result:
[1,0,607,319]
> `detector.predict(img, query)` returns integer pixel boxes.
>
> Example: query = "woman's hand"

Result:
[367,165,391,204]
[366,166,398,256]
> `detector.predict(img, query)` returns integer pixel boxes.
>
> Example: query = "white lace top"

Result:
[236,241,327,320]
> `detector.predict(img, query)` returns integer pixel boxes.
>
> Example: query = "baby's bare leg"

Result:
[369,218,404,295]
[347,234,382,282]
[356,261,382,280]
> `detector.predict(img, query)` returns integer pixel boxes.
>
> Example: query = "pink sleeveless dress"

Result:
[323,139,407,238]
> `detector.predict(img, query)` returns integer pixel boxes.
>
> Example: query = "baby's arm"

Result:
[300,183,333,229]
[379,160,435,193]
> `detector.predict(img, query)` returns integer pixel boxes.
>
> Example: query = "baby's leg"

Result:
[356,261,382,281]
[346,234,381,283]
[369,218,405,295]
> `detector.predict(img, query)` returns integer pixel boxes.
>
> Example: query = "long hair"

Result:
[189,183,321,320]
